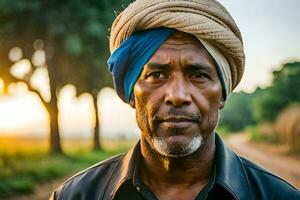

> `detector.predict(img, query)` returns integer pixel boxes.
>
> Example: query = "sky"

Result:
[219,0,300,91]
[0,1,299,138]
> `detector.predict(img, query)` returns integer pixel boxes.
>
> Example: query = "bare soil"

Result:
[225,133,300,190]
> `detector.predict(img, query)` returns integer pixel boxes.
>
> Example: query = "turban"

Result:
[108,0,245,103]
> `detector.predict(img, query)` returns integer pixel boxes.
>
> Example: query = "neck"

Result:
[140,134,216,193]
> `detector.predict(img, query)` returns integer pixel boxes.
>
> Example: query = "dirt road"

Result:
[225,133,300,190]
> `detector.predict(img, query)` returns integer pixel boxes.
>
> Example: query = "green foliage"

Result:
[216,125,231,137]
[85,21,106,38]
[247,125,279,144]
[64,34,83,56]
[0,147,128,198]
[219,91,257,132]
[253,62,300,122]
[246,125,259,141]
[0,177,34,196]
[219,61,300,134]
[0,0,132,94]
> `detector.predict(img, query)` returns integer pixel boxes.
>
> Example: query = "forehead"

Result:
[147,31,215,68]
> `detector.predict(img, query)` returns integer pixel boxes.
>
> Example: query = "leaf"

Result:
[64,34,82,56]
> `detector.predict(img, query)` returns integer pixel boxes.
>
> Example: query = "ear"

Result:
[219,100,224,109]
[129,98,135,108]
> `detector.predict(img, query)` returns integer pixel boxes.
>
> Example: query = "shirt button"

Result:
[136,186,141,192]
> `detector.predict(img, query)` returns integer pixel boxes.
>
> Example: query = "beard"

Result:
[152,133,203,157]
[136,105,205,158]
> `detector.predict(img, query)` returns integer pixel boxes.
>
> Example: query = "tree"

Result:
[220,91,257,132]
[0,0,131,153]
[253,62,300,122]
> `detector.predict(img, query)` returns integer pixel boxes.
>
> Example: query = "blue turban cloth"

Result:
[108,28,175,103]
[108,28,227,103]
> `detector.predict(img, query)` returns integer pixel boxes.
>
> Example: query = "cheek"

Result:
[208,83,223,108]
[194,83,222,113]
[134,81,162,113]
[134,81,153,114]
[193,83,222,132]
[134,81,161,133]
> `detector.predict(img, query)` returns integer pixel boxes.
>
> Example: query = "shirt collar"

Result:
[214,134,253,199]
[101,142,140,199]
[102,134,253,200]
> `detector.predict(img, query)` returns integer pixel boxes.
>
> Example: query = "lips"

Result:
[162,116,196,122]
[160,116,197,128]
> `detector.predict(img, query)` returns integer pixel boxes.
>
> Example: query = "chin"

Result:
[151,134,203,158]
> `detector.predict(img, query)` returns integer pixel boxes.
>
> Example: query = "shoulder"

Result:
[240,156,300,199]
[51,153,124,200]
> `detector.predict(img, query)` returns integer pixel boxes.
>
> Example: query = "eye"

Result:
[145,71,167,81]
[189,72,209,80]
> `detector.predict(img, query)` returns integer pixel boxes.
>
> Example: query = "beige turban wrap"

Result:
[109,0,245,97]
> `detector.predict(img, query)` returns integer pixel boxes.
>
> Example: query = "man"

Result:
[50,0,300,199]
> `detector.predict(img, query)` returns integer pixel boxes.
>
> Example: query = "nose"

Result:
[164,74,192,106]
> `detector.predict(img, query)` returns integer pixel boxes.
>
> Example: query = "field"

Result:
[0,137,136,199]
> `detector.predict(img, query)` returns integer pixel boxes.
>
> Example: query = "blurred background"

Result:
[0,0,299,199]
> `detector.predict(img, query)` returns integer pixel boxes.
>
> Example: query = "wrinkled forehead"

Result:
[164,31,200,43]
[160,31,204,48]
[147,31,216,69]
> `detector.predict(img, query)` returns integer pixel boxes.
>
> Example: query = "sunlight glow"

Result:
[0,93,48,137]
[10,59,32,79]
[32,50,46,67]
[0,84,140,139]
[8,47,23,62]
[58,85,95,139]
[30,67,50,102]
[7,82,29,96]
[99,87,139,139]
[0,79,3,95]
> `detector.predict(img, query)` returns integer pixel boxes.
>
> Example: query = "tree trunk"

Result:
[92,93,102,150]
[0,48,14,94]
[47,53,63,154]
[46,96,62,154]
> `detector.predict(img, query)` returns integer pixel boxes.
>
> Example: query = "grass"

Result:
[0,137,136,198]
[216,125,231,137]
[246,125,279,144]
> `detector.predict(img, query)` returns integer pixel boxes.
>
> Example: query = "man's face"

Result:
[133,31,224,157]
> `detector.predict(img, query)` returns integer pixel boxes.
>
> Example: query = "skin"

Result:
[132,31,224,200]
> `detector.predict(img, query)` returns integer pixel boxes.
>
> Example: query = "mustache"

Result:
[153,109,202,123]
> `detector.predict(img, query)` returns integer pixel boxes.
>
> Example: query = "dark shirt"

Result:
[114,149,217,200]
[51,134,300,200]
